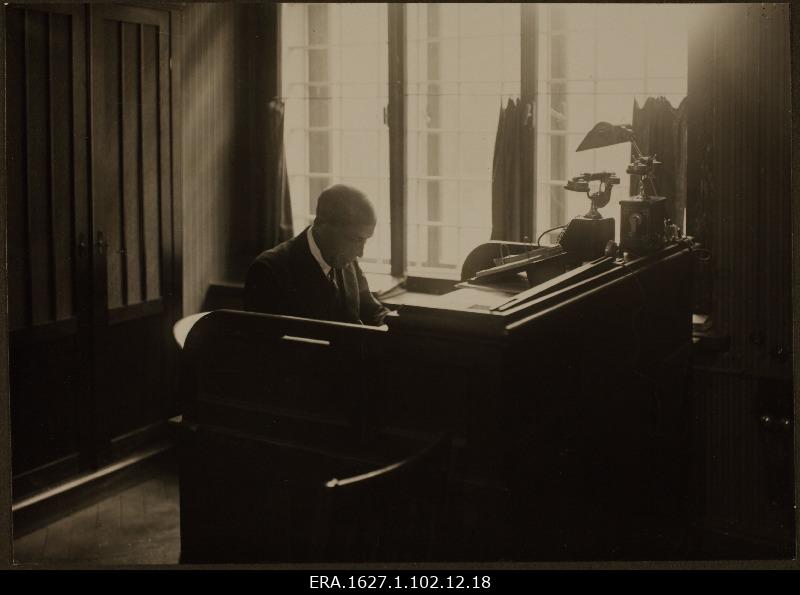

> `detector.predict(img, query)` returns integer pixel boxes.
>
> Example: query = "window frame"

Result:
[535,5,689,239]
[385,3,538,283]
[280,3,687,286]
[387,3,407,277]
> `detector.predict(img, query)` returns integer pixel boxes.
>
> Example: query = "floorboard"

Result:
[13,455,180,565]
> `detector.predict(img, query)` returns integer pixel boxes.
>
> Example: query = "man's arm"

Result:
[354,262,392,326]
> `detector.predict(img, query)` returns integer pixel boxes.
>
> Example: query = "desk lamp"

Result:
[573,121,671,254]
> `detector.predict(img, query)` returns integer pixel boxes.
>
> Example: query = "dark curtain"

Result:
[491,98,535,241]
[629,96,688,230]
[264,98,294,247]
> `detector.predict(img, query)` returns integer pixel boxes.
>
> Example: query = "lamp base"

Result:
[619,196,668,254]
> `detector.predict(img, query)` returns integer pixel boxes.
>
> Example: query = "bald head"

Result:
[315,184,376,228]
[311,185,377,267]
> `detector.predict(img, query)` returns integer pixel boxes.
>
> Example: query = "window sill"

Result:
[363,271,459,296]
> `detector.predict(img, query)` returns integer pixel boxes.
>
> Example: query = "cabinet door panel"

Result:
[8,3,178,484]
[6,4,91,480]
[90,5,175,448]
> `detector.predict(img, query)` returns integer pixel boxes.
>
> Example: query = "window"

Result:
[405,3,520,276]
[536,4,689,242]
[281,3,689,278]
[282,3,391,273]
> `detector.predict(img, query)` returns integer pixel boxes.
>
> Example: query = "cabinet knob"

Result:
[96,231,108,253]
[760,414,792,431]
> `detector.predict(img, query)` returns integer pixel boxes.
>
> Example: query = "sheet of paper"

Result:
[435,288,513,310]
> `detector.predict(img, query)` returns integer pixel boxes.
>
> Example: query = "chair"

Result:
[309,432,452,562]
[176,310,452,563]
[179,309,390,439]
[178,423,451,563]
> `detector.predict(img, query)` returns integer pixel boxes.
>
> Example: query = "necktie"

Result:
[334,268,347,313]
[328,268,346,315]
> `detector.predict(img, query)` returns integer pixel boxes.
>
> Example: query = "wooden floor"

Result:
[13,458,180,566]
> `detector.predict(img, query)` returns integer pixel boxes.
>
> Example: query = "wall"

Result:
[686,3,794,556]
[180,3,279,315]
[688,3,791,373]
[0,2,12,568]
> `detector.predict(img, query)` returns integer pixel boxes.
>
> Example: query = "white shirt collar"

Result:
[307,226,332,276]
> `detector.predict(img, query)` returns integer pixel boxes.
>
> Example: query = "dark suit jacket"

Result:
[244,228,390,326]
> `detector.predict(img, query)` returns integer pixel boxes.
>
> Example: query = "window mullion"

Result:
[388,3,407,277]
[521,3,539,239]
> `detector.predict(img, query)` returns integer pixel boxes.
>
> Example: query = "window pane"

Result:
[308,131,331,173]
[340,132,379,177]
[596,31,646,79]
[460,4,503,37]
[340,4,383,45]
[289,175,311,228]
[595,94,639,125]
[282,3,390,274]
[550,34,567,79]
[341,45,380,83]
[648,29,689,78]
[503,35,521,82]
[644,78,687,98]
[308,4,328,45]
[459,133,493,178]
[561,32,595,80]
[458,180,491,229]
[340,95,380,130]
[308,95,330,127]
[561,91,595,132]
[283,7,306,45]
[284,48,304,84]
[309,177,330,214]
[406,2,521,278]
[564,133,596,175]
[596,79,645,95]
[536,4,690,243]
[460,37,502,82]
[308,49,328,82]
[549,185,567,228]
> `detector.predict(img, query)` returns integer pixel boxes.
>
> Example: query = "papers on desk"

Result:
[384,287,512,313]
[433,287,514,311]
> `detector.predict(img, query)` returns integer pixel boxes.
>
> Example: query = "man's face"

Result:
[328,221,375,267]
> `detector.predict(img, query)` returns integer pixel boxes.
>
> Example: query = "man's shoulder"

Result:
[251,231,307,270]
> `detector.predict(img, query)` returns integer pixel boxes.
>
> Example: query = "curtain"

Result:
[264,98,294,247]
[629,96,688,230]
[491,98,535,242]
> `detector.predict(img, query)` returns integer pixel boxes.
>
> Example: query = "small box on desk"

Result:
[620,196,669,254]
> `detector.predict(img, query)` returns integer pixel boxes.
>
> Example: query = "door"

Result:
[7,4,93,484]
[7,4,179,488]
[89,5,176,457]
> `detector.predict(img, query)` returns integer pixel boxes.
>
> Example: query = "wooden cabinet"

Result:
[691,370,794,558]
[6,4,181,493]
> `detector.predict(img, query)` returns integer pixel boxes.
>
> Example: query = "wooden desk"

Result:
[178,243,695,561]
[382,290,454,308]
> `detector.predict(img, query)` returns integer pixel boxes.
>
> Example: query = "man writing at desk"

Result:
[244,184,391,326]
